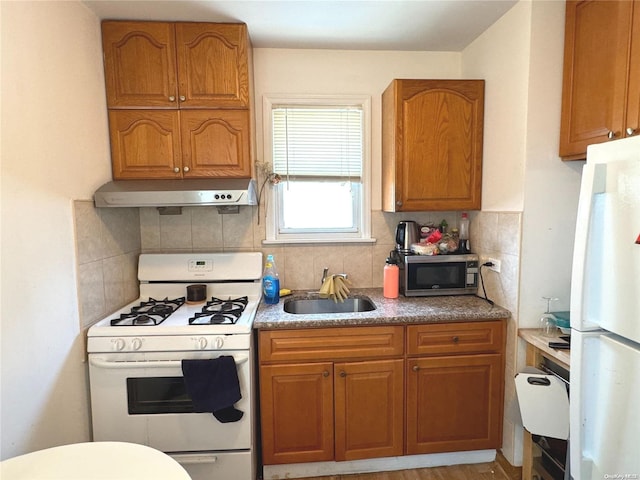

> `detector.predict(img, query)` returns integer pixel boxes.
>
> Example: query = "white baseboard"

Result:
[262,450,497,479]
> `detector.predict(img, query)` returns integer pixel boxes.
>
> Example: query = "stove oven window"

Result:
[127,377,194,414]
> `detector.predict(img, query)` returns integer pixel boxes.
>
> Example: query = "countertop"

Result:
[254,288,511,329]
[519,328,571,368]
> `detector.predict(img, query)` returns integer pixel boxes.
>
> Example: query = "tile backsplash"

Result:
[74,201,141,329]
[138,206,468,289]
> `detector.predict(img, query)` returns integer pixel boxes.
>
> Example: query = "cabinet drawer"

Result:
[259,326,404,363]
[407,321,503,356]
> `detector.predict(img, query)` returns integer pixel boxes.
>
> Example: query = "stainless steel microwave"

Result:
[399,254,479,297]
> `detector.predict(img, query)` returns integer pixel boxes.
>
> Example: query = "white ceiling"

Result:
[83,0,518,51]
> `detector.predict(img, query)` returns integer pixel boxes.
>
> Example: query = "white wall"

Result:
[462,1,530,212]
[0,1,111,459]
[519,1,584,325]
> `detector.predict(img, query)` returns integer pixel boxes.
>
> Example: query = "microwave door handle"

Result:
[89,355,249,369]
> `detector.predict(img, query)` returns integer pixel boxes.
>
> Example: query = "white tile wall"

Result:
[73,201,141,328]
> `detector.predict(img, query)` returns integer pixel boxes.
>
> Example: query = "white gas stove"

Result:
[87,252,263,480]
[87,252,262,352]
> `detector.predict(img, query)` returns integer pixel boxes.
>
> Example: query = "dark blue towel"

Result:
[181,356,244,423]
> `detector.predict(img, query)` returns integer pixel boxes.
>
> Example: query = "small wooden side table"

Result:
[518,329,570,480]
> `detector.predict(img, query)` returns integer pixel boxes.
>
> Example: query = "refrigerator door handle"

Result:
[569,331,595,480]
[570,162,605,331]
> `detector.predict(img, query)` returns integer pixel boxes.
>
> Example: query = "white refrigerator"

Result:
[570,135,640,479]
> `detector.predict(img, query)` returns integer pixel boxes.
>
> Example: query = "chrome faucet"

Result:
[321,267,329,286]
[321,267,348,286]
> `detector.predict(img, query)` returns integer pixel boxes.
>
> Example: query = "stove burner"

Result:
[188,296,248,325]
[111,297,186,326]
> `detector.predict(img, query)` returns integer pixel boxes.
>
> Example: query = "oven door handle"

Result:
[89,355,249,369]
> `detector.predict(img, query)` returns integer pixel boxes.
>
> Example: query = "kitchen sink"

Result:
[284,297,376,315]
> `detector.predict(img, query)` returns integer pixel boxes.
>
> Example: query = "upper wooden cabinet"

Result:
[559,0,640,160]
[101,21,253,179]
[102,22,250,109]
[382,79,484,212]
[109,109,252,179]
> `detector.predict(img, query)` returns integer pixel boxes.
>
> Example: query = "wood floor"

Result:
[287,461,512,480]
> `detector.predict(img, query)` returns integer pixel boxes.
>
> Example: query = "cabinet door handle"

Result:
[607,131,617,139]
[339,370,346,377]
[323,370,330,378]
[179,95,186,102]
[452,336,459,343]
[627,127,637,136]
[412,365,420,372]
[169,95,176,102]
[173,167,180,173]
[183,166,190,173]
[396,200,403,207]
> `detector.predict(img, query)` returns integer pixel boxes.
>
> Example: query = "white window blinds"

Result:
[272,106,363,178]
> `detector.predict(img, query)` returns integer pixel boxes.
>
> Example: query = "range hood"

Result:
[94,178,257,208]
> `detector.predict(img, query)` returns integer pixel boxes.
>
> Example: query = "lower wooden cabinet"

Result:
[258,321,505,467]
[259,326,404,465]
[405,321,505,454]
[406,353,503,454]
[260,358,404,465]
[259,362,334,465]
[334,359,404,461]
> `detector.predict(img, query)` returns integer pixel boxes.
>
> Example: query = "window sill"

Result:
[262,237,377,246]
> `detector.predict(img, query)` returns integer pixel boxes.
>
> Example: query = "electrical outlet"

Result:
[486,257,501,273]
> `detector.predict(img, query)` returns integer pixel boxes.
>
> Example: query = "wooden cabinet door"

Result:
[382,79,484,212]
[334,359,404,461]
[175,23,250,108]
[102,22,178,108]
[406,353,503,454]
[260,362,334,465]
[627,1,640,139]
[180,110,251,178]
[109,110,181,179]
[559,0,635,159]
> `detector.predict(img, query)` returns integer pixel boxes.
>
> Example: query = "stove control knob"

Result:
[215,337,224,349]
[197,337,208,350]
[131,338,143,351]
[113,338,125,351]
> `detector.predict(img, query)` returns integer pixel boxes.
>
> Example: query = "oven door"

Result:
[88,350,251,453]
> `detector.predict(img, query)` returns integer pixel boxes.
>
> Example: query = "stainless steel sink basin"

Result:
[284,297,376,315]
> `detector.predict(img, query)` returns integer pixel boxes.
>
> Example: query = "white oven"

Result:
[87,253,262,480]
[89,347,253,478]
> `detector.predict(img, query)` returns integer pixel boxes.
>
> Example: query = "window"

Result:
[262,95,371,243]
